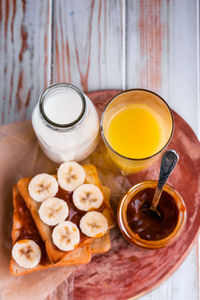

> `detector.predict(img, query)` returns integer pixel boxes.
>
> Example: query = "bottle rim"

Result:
[39,83,86,131]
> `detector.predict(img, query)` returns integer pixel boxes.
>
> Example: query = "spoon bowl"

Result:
[141,205,163,219]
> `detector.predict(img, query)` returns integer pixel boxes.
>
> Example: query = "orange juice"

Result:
[107,104,164,159]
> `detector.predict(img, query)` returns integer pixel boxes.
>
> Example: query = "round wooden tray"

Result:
[73,90,200,300]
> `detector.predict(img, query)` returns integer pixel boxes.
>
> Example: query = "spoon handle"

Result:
[151,150,179,210]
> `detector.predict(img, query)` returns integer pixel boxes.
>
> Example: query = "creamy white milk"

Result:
[43,87,83,125]
[32,84,99,163]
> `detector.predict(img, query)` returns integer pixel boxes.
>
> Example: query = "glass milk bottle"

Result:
[32,83,99,163]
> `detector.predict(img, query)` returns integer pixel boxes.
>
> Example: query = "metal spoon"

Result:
[142,150,179,219]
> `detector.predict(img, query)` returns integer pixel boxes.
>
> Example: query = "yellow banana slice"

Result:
[57,161,85,191]
[38,197,69,226]
[12,239,41,269]
[80,211,108,238]
[52,221,80,251]
[73,183,103,211]
[28,173,58,202]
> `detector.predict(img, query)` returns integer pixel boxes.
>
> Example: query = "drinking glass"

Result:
[101,89,174,174]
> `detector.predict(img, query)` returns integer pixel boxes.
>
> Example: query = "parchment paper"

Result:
[0,121,75,300]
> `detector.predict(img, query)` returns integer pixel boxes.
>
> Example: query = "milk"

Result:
[43,87,83,125]
[32,84,99,163]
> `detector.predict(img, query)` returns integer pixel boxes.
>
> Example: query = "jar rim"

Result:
[39,83,86,131]
[117,181,187,248]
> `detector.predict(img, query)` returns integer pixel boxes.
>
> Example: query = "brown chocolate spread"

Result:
[15,193,48,264]
[55,187,105,243]
[126,188,179,241]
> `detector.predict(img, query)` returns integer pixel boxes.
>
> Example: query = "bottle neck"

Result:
[39,83,87,132]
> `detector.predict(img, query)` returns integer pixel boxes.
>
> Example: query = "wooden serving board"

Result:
[72,90,200,300]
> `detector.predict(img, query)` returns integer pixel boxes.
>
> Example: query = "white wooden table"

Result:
[0,0,199,299]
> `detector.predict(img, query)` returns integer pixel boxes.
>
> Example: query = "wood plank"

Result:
[52,0,125,91]
[0,0,51,125]
[126,0,199,136]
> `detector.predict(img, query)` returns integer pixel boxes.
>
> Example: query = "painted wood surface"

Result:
[0,0,51,124]
[126,0,199,137]
[51,0,125,90]
[0,0,199,299]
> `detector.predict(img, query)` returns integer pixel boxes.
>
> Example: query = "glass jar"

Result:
[117,181,187,249]
[32,83,99,163]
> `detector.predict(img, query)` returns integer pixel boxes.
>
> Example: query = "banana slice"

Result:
[52,221,80,251]
[12,239,41,269]
[38,197,69,226]
[73,184,103,211]
[57,161,85,192]
[28,173,58,202]
[80,211,108,238]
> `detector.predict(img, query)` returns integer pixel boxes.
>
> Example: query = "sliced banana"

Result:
[80,211,108,238]
[73,184,103,211]
[12,239,41,269]
[57,161,85,192]
[38,197,69,226]
[28,173,58,202]
[52,221,80,251]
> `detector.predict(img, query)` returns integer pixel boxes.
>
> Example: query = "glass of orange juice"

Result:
[101,89,174,173]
